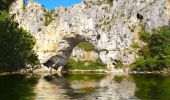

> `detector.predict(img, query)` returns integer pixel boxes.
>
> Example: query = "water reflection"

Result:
[1,73,170,100]
[35,73,135,100]
[0,74,39,100]
[132,74,170,100]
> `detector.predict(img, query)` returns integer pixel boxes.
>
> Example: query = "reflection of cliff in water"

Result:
[35,73,136,100]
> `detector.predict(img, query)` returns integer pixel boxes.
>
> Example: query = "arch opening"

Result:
[66,41,106,70]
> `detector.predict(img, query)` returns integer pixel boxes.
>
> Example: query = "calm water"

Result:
[0,73,170,100]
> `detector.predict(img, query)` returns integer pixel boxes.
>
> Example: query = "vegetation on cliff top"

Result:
[44,11,53,26]
[131,26,170,71]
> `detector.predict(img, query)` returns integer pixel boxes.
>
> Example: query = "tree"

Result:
[132,26,170,71]
[0,0,15,11]
[0,11,39,72]
[149,26,170,58]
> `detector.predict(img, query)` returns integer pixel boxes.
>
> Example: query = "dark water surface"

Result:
[0,73,170,100]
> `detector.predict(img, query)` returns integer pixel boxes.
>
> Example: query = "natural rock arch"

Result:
[43,12,110,71]
[43,33,102,71]
[10,0,170,71]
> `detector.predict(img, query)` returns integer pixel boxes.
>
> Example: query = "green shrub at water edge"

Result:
[132,26,170,71]
[132,57,158,71]
[149,26,170,58]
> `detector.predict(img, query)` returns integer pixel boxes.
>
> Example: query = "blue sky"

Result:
[34,0,83,10]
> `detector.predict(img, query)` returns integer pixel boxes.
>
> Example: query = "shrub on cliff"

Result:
[132,26,170,71]
[139,30,150,42]
[114,59,124,69]
[77,42,94,51]
[0,11,39,72]
[44,11,53,26]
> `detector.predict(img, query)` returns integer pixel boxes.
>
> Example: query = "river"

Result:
[0,73,170,100]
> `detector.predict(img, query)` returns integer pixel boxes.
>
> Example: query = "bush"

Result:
[132,26,170,71]
[138,45,150,58]
[23,3,27,10]
[66,58,105,70]
[0,0,14,11]
[139,30,150,42]
[77,42,94,51]
[44,11,53,26]
[132,57,158,71]
[149,26,170,57]
[131,42,139,48]
[114,59,124,69]
[38,28,42,31]
[113,76,124,83]
[107,0,113,6]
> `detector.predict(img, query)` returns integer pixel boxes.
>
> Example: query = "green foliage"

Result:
[132,26,170,71]
[0,0,14,11]
[44,11,53,26]
[132,57,158,71]
[138,45,150,58]
[114,59,124,69]
[23,3,27,10]
[67,58,106,70]
[131,42,139,48]
[149,26,170,57]
[113,75,124,83]
[0,11,40,72]
[38,28,42,31]
[106,0,113,6]
[77,42,94,51]
[0,74,39,100]
[132,74,170,99]
[139,30,150,42]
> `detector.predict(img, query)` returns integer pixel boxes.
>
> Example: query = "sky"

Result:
[34,0,83,10]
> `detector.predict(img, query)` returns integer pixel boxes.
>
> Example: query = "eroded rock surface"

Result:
[9,0,170,70]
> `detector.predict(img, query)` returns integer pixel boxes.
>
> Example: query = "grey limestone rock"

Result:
[9,0,170,71]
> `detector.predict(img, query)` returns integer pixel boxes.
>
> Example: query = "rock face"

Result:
[9,0,170,71]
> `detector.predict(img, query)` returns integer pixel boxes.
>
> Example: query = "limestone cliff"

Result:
[9,0,170,70]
